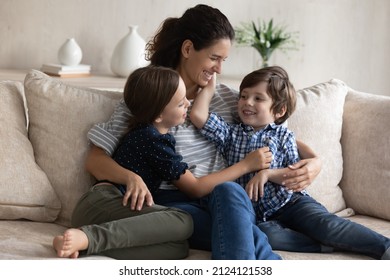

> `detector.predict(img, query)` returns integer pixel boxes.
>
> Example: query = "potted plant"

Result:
[235,19,299,67]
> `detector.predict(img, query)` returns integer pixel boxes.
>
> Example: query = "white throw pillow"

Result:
[288,79,348,213]
[24,70,122,226]
[0,81,60,221]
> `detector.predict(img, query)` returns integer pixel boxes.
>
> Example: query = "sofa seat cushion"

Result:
[0,220,111,259]
[288,79,348,213]
[0,81,60,222]
[0,220,66,259]
[1,215,388,260]
[340,89,390,220]
[24,70,122,226]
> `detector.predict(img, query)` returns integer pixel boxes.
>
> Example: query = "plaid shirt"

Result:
[201,112,307,221]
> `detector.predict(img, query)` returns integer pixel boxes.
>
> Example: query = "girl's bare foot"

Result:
[53,228,89,258]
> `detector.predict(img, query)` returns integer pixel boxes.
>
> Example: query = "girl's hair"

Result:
[239,66,297,125]
[146,4,234,69]
[124,66,180,130]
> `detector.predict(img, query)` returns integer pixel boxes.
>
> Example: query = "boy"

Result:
[190,66,390,259]
[190,66,300,221]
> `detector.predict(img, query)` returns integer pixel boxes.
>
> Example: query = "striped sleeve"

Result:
[87,99,130,156]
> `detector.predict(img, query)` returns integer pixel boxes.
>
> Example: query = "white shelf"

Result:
[0,69,126,90]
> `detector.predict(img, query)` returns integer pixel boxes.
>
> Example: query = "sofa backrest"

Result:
[24,70,122,226]
[0,80,60,222]
[288,79,349,215]
[340,88,390,221]
[4,71,385,227]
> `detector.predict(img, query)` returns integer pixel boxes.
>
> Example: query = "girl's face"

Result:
[179,38,231,98]
[155,77,190,134]
[238,82,276,131]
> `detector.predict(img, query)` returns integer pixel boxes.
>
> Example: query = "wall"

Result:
[1,0,389,96]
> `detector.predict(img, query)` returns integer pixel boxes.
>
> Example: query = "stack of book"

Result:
[41,63,91,78]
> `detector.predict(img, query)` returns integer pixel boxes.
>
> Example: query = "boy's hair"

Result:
[239,66,296,125]
[146,4,234,69]
[123,66,180,130]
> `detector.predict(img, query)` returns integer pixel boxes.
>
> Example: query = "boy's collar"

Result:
[240,122,278,133]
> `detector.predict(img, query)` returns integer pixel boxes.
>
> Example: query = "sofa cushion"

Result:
[0,81,60,221]
[340,89,390,220]
[24,70,122,226]
[288,79,348,214]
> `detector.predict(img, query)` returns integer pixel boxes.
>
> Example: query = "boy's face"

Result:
[238,82,276,131]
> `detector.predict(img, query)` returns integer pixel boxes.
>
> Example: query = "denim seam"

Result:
[214,190,226,259]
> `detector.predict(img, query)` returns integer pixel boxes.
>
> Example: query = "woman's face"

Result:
[179,38,231,94]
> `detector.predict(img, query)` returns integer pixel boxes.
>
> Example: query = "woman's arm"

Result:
[173,147,272,198]
[281,140,322,192]
[85,144,154,210]
[246,158,320,201]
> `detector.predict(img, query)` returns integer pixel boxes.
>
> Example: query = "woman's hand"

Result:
[123,172,154,211]
[282,157,322,192]
[243,147,272,172]
[85,145,154,211]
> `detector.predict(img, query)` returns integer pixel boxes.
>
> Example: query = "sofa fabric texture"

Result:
[0,81,60,222]
[0,70,389,260]
[24,71,122,226]
[340,90,390,220]
[288,79,348,214]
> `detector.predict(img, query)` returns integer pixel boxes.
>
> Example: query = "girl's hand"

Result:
[123,173,154,211]
[243,147,272,172]
[282,157,322,192]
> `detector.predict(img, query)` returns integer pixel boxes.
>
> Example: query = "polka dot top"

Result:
[113,123,188,194]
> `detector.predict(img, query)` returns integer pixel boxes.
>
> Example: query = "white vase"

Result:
[111,25,149,77]
[58,38,82,66]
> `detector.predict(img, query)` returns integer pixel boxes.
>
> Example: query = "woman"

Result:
[54,4,321,260]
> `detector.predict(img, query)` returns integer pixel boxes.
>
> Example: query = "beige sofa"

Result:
[0,70,389,260]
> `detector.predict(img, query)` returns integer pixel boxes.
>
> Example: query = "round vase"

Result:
[58,38,82,66]
[111,25,148,77]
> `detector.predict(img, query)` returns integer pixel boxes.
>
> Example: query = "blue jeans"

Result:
[258,193,390,259]
[154,182,281,260]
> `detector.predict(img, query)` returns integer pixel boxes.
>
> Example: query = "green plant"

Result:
[235,19,299,67]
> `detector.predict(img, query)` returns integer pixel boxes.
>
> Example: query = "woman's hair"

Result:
[146,4,234,69]
[123,66,180,130]
[239,66,297,125]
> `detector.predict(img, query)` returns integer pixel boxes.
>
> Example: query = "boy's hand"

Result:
[198,73,216,96]
[246,170,268,201]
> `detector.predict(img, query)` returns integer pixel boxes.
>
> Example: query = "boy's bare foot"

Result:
[53,228,89,258]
